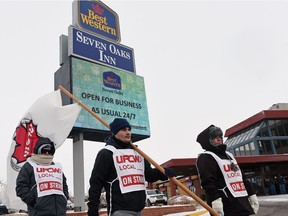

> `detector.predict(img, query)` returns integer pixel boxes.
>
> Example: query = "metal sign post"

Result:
[73,132,85,211]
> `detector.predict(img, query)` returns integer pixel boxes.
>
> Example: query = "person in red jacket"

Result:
[196,125,259,216]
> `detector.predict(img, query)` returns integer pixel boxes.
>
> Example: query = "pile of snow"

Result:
[168,195,197,207]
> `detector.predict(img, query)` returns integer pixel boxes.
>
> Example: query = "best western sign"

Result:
[68,26,135,73]
[73,0,120,42]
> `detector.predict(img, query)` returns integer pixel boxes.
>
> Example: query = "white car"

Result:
[146,189,167,207]
[99,192,107,208]
[66,200,74,210]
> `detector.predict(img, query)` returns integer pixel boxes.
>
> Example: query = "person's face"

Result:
[212,136,223,145]
[115,127,131,143]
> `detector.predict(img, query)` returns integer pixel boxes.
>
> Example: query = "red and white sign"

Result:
[202,151,248,197]
[105,146,146,194]
[30,161,64,197]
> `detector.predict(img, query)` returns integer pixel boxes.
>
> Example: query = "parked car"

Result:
[146,189,167,207]
[99,192,107,208]
[66,200,74,211]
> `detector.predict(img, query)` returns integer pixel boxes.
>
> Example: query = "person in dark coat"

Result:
[16,137,69,216]
[196,125,259,216]
[87,118,175,216]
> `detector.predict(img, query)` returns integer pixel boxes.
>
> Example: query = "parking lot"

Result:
[166,194,288,216]
[257,194,288,216]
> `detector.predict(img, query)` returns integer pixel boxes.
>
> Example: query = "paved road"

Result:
[257,195,288,216]
[167,194,288,216]
[257,203,287,216]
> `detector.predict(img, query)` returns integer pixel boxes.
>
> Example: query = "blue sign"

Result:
[73,0,120,42]
[103,72,122,90]
[68,26,136,73]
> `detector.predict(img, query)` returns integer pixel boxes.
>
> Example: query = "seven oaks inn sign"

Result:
[68,26,136,73]
[72,0,120,42]
[58,0,149,140]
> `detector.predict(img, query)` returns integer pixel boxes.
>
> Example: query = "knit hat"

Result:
[209,126,223,140]
[34,137,55,155]
[109,118,131,135]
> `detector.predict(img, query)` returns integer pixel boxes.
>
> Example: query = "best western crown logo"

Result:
[73,0,121,42]
[92,3,104,15]
[103,71,121,90]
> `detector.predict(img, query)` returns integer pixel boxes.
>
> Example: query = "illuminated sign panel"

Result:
[73,0,120,42]
[71,58,150,137]
[68,26,135,73]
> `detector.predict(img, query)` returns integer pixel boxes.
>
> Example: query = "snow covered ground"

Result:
[165,194,288,216]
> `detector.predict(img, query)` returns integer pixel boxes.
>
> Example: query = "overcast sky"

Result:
[1,0,288,196]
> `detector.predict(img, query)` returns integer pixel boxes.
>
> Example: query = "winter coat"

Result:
[196,125,255,216]
[87,136,168,216]
[16,161,69,216]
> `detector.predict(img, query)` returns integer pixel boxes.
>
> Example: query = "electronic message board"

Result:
[55,57,150,142]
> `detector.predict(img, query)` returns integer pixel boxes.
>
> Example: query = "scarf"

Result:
[31,153,54,165]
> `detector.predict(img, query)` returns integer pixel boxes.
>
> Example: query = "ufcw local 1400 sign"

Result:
[73,0,120,42]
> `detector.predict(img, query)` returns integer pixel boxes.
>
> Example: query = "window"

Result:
[268,119,288,136]
[235,148,240,156]
[274,140,288,154]
[260,140,273,155]
[244,143,252,156]
[269,120,278,136]
[240,146,245,156]
[276,120,285,136]
[260,124,269,137]
[283,120,288,136]
[249,142,257,155]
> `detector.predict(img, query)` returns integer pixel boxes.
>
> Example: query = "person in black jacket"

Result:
[87,118,175,216]
[196,125,259,216]
[16,137,69,216]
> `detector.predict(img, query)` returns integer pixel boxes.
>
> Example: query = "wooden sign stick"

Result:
[58,85,219,216]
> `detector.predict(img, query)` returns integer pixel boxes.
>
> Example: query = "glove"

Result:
[26,184,37,207]
[164,168,176,177]
[212,198,224,216]
[248,194,259,214]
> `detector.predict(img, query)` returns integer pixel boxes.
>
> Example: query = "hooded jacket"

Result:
[87,136,168,216]
[16,139,68,216]
[196,125,255,216]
